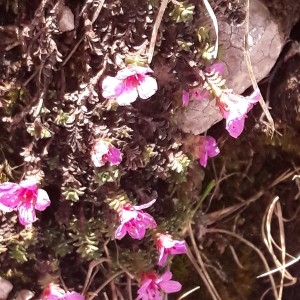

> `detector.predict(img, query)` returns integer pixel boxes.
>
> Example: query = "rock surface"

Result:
[220,0,284,94]
[177,0,284,135]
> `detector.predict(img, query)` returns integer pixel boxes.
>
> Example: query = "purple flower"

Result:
[0,178,50,226]
[115,199,157,240]
[217,89,260,138]
[136,271,182,300]
[156,233,187,266]
[182,62,224,107]
[198,136,220,167]
[41,283,84,300]
[205,62,225,75]
[91,139,122,167]
[102,66,158,106]
[182,88,209,107]
[182,90,190,107]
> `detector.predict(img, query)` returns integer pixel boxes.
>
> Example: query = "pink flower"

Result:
[198,136,220,167]
[182,88,209,107]
[156,233,187,266]
[115,199,157,240]
[205,62,225,75]
[91,139,122,167]
[182,90,190,107]
[0,178,50,226]
[217,89,260,138]
[102,66,158,106]
[41,283,84,300]
[136,271,182,300]
[182,62,224,107]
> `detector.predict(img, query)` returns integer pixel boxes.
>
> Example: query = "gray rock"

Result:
[177,0,284,135]
[220,0,284,94]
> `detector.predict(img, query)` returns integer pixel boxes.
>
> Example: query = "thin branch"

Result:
[178,286,201,299]
[206,228,279,300]
[91,0,106,24]
[188,223,222,300]
[148,0,169,64]
[244,0,275,136]
[88,270,124,300]
[203,0,218,59]
[63,0,106,66]
[82,258,109,295]
[257,255,300,278]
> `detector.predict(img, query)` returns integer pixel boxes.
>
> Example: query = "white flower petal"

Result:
[35,189,51,211]
[137,76,158,99]
[102,76,124,99]
[115,88,138,105]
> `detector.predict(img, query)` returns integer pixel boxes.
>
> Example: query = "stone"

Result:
[58,6,75,32]
[0,277,13,300]
[177,0,284,135]
[176,98,223,135]
[220,0,284,94]
[14,290,34,300]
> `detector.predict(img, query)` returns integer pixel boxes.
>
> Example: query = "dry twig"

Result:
[148,0,169,64]
[244,0,275,136]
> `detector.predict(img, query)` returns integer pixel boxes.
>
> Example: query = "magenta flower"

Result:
[217,89,260,138]
[182,90,190,107]
[182,87,209,107]
[182,62,224,107]
[102,66,158,106]
[115,199,157,240]
[41,283,84,300]
[136,271,182,300]
[198,136,220,167]
[205,62,225,75]
[91,139,122,167]
[0,178,50,226]
[156,233,187,266]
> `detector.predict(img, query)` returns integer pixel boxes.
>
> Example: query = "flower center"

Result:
[18,188,36,204]
[125,74,142,88]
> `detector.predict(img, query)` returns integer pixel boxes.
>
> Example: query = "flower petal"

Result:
[137,76,158,99]
[35,189,51,211]
[0,202,13,212]
[19,178,38,189]
[182,90,190,107]
[115,224,127,240]
[136,278,152,296]
[199,152,208,167]
[18,202,37,225]
[133,199,156,210]
[115,68,137,79]
[0,182,20,208]
[205,136,220,157]
[102,76,124,99]
[157,250,168,266]
[248,88,261,104]
[158,280,182,293]
[226,117,245,138]
[115,87,138,105]
[160,271,172,282]
[206,62,225,75]
[128,224,146,240]
[120,208,138,223]
[64,292,85,300]
[107,146,122,165]
[139,212,157,229]
[169,242,187,255]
